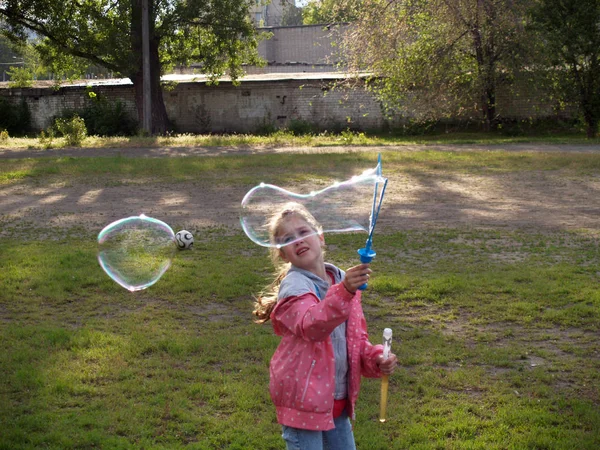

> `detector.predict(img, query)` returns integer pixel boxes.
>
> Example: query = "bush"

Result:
[51,92,138,137]
[38,129,55,149]
[0,97,31,136]
[54,115,87,146]
[287,119,315,136]
[6,66,34,88]
[81,93,138,136]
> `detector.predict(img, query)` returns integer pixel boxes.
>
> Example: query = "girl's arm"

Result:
[271,283,355,341]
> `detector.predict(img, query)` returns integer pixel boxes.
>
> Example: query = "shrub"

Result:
[38,129,55,149]
[0,129,8,141]
[339,128,368,144]
[254,114,278,135]
[6,66,34,88]
[51,92,138,137]
[287,119,315,136]
[54,115,87,146]
[81,93,138,136]
[0,97,31,136]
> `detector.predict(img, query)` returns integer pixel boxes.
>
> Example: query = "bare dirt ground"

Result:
[1,144,600,236]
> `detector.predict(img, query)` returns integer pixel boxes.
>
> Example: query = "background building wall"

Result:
[257,24,346,68]
[249,0,296,27]
[0,73,577,134]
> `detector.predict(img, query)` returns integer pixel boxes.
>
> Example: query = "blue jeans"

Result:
[281,410,356,450]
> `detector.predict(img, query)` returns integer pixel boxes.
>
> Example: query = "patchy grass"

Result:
[4,149,600,187]
[0,151,599,449]
[1,130,600,150]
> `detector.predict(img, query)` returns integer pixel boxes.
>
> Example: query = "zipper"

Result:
[301,359,317,403]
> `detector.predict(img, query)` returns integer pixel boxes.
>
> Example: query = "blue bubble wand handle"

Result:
[357,154,388,290]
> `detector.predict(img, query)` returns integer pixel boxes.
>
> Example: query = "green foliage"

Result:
[1,151,600,447]
[339,128,367,144]
[34,41,88,86]
[529,0,600,138]
[53,115,87,146]
[302,0,362,24]
[0,96,31,136]
[281,4,304,26]
[6,65,33,88]
[49,91,138,137]
[254,115,278,135]
[0,0,262,133]
[38,129,55,149]
[287,118,316,136]
[0,34,19,61]
[344,0,534,130]
[0,129,8,141]
[80,92,138,136]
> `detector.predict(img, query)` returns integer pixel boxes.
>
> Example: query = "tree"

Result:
[342,0,533,130]
[281,4,304,26]
[0,33,18,61]
[530,0,600,138]
[0,0,262,134]
[302,0,362,25]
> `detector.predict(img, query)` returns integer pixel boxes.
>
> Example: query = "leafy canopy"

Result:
[0,0,261,80]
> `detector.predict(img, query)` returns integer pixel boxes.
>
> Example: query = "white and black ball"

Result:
[175,230,194,250]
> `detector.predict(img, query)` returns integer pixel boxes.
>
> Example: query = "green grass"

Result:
[1,150,599,449]
[1,129,600,150]
[4,148,600,188]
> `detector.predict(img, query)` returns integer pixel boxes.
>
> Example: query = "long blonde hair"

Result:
[252,202,323,323]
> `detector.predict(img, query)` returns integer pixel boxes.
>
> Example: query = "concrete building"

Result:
[249,0,297,27]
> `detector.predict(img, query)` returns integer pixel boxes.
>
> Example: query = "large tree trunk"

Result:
[583,108,599,139]
[131,0,170,135]
[482,75,497,131]
[133,43,170,135]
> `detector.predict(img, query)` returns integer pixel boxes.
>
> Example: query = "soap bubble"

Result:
[241,161,387,248]
[98,214,176,291]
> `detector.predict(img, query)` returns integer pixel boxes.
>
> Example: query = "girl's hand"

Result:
[376,352,398,375]
[343,263,372,293]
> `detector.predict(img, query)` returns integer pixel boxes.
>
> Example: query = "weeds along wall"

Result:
[0,77,389,133]
[0,75,577,134]
[165,78,387,133]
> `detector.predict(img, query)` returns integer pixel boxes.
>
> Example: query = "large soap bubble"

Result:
[241,159,388,248]
[98,214,176,291]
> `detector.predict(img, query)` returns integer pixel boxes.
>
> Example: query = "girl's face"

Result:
[276,215,324,271]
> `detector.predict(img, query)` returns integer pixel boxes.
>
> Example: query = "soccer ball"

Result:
[175,230,194,250]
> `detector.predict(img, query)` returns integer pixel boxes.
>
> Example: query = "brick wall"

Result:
[0,74,578,134]
[1,84,137,132]
[166,76,387,133]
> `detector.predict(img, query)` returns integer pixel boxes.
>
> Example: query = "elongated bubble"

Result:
[98,214,176,291]
[241,161,387,248]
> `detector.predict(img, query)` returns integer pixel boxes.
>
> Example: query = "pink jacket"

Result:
[269,280,384,431]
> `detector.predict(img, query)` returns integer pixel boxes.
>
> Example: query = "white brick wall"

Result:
[0,74,579,134]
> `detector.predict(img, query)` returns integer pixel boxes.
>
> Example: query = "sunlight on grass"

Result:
[1,130,599,150]
[1,151,599,448]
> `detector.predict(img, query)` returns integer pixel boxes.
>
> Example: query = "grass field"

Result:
[1,128,599,151]
[0,142,599,449]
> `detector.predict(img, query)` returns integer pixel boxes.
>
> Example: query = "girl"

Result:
[254,202,398,450]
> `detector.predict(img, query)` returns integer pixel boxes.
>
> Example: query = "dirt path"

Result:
[1,144,600,236]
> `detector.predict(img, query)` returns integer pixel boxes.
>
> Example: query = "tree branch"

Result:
[0,8,121,73]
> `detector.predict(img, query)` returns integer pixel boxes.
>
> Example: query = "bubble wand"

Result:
[380,328,393,422]
[357,154,388,290]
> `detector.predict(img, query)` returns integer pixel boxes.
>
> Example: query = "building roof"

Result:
[65,72,366,88]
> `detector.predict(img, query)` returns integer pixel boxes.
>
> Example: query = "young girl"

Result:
[254,202,398,450]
